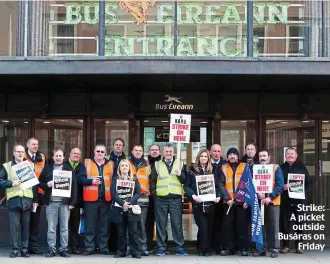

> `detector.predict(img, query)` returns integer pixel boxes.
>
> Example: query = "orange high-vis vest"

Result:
[83,159,114,202]
[128,159,151,195]
[222,162,246,201]
[270,164,281,205]
[24,152,46,195]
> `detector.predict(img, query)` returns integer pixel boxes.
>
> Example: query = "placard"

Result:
[52,170,72,198]
[169,114,191,143]
[196,174,216,202]
[252,164,274,193]
[115,180,135,207]
[288,173,305,199]
[11,160,39,190]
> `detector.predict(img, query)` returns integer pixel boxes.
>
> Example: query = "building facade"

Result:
[1,0,330,246]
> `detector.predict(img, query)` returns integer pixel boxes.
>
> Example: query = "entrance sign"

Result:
[169,114,191,143]
[52,170,72,198]
[12,160,39,190]
[252,164,274,193]
[288,173,305,199]
[196,174,216,202]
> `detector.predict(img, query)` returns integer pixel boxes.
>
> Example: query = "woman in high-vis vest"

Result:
[110,159,142,259]
[0,144,35,258]
[182,149,223,257]
[39,148,77,258]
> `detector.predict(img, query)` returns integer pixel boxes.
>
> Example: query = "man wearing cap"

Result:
[219,148,250,257]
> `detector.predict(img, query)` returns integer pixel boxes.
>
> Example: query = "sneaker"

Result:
[45,251,56,258]
[156,248,167,256]
[176,248,188,256]
[9,251,19,258]
[60,251,70,258]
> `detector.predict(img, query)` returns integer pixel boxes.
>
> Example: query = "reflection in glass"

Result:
[0,2,17,56]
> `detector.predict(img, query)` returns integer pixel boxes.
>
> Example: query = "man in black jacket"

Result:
[65,148,86,254]
[280,147,311,254]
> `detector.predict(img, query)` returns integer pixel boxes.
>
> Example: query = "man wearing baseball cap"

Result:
[219,148,250,257]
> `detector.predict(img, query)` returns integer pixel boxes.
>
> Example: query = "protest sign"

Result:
[196,174,216,202]
[288,173,305,199]
[115,180,135,207]
[169,114,191,143]
[11,160,39,190]
[52,170,72,198]
[252,164,274,193]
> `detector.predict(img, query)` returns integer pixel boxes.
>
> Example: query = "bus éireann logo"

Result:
[119,0,156,25]
[165,95,182,104]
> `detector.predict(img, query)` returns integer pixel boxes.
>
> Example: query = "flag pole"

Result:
[261,203,264,225]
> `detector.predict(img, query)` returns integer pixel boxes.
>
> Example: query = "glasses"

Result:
[96,150,105,153]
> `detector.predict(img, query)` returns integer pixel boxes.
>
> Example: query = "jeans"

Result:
[46,202,70,253]
[155,197,184,250]
[9,209,30,252]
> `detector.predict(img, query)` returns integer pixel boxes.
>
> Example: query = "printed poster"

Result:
[52,170,72,198]
[252,164,274,194]
[288,173,305,199]
[196,174,216,202]
[11,160,39,190]
[115,180,135,207]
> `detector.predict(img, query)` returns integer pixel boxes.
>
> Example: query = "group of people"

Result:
[0,137,311,259]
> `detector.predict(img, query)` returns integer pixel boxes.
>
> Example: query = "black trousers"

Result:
[84,201,109,252]
[9,209,31,251]
[193,204,214,253]
[68,207,83,250]
[212,203,224,252]
[280,204,304,248]
[108,223,117,252]
[117,212,140,256]
[146,196,155,250]
[221,204,250,251]
[29,205,41,249]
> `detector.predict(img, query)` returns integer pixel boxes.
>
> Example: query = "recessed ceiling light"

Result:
[161,120,168,123]
[266,121,270,124]
[144,120,149,123]
[122,121,128,124]
[240,120,247,123]
[199,121,208,124]
[222,121,228,123]
[302,120,310,123]
[322,120,330,123]
[24,121,28,124]
[106,121,111,124]
[78,119,83,123]
[2,120,9,123]
[280,121,288,124]
[43,121,50,124]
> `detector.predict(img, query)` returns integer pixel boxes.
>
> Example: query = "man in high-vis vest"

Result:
[24,137,46,255]
[79,144,114,256]
[219,148,250,257]
[150,143,188,256]
[253,149,284,258]
[0,144,36,258]
[128,144,151,256]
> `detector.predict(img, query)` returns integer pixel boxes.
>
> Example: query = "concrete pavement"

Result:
[0,248,329,264]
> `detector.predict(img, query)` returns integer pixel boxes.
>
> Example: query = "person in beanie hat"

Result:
[219,147,250,257]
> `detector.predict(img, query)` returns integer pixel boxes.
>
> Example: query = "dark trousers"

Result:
[9,209,31,251]
[221,204,250,251]
[108,223,117,252]
[155,197,184,250]
[264,205,280,250]
[29,205,41,249]
[212,203,224,252]
[146,197,155,250]
[69,207,83,250]
[117,212,140,256]
[193,204,214,253]
[280,204,303,248]
[84,201,109,252]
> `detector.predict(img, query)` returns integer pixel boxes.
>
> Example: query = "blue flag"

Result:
[234,164,264,249]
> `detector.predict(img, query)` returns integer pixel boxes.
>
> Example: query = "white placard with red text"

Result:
[169,114,191,143]
[252,164,274,194]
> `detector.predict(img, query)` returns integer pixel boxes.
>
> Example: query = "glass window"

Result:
[0,119,29,205]
[0,2,18,56]
[320,120,330,207]
[221,120,256,157]
[93,119,129,156]
[178,1,247,57]
[253,1,322,57]
[35,119,84,159]
[30,1,98,56]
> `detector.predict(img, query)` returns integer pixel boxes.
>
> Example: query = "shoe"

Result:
[132,254,142,259]
[241,251,248,256]
[60,251,70,258]
[82,250,93,256]
[203,252,211,257]
[253,250,266,257]
[29,247,42,254]
[280,247,289,253]
[100,250,115,255]
[45,251,56,258]
[142,251,150,256]
[114,252,126,258]
[72,249,81,255]
[21,250,30,258]
[198,252,203,256]
[220,250,234,256]
[156,248,167,256]
[270,251,279,258]
[176,248,188,256]
[9,251,19,258]
[296,249,303,254]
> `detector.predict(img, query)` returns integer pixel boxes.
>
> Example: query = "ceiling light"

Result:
[266,121,270,124]
[43,121,50,124]
[122,121,128,124]
[199,121,208,124]
[144,120,149,123]
[222,121,228,123]
[322,120,330,123]
[2,120,9,123]
[302,120,310,123]
[280,121,288,124]
[106,121,111,124]
[24,121,28,124]
[240,120,247,123]
[78,119,83,123]
[161,120,168,123]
